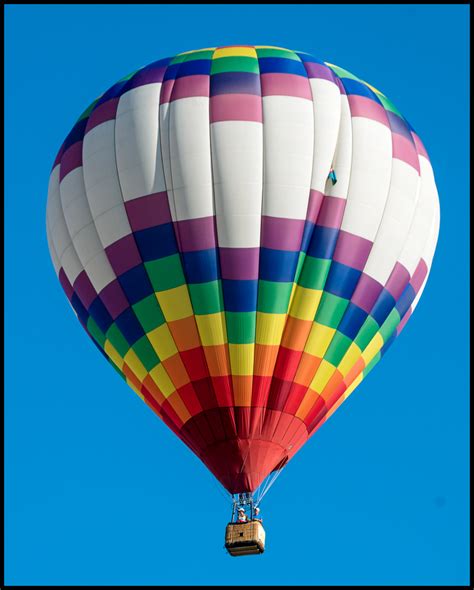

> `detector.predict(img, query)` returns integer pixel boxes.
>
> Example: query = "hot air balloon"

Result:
[46,45,440,556]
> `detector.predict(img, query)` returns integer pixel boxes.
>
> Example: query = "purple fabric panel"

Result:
[410,259,428,293]
[396,307,412,335]
[219,248,260,280]
[73,271,97,309]
[59,141,83,181]
[210,94,263,123]
[105,234,141,276]
[302,62,337,83]
[99,279,130,319]
[412,132,430,160]
[348,95,389,128]
[305,190,324,224]
[125,192,172,231]
[58,267,74,301]
[384,262,411,300]
[386,111,413,143]
[316,196,346,229]
[334,77,347,95]
[332,230,373,271]
[85,98,119,133]
[128,66,168,90]
[53,142,66,170]
[175,216,217,252]
[260,216,305,251]
[160,75,210,104]
[210,72,261,96]
[392,133,420,173]
[260,73,312,99]
[351,273,384,314]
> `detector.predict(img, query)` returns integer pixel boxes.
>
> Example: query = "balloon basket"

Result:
[225,521,266,556]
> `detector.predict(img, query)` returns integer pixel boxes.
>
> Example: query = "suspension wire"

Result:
[255,465,285,506]
[210,473,233,504]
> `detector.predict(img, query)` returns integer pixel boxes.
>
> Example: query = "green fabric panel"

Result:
[87,317,106,348]
[132,295,165,332]
[226,312,256,344]
[324,331,353,366]
[257,281,293,313]
[256,48,300,60]
[376,93,404,118]
[379,308,401,343]
[363,351,381,376]
[315,292,349,328]
[293,251,306,284]
[298,257,331,290]
[132,336,160,371]
[170,49,215,64]
[325,63,359,81]
[211,56,259,74]
[77,98,101,122]
[188,281,224,315]
[145,254,186,292]
[106,323,130,358]
[354,316,380,350]
[109,358,126,380]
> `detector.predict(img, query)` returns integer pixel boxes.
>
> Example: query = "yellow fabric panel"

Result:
[149,363,175,398]
[343,373,364,401]
[104,340,125,370]
[213,47,256,58]
[310,359,336,394]
[126,379,145,401]
[156,286,193,322]
[289,286,322,321]
[256,312,286,345]
[361,332,384,365]
[229,343,254,375]
[338,342,362,378]
[148,324,178,360]
[195,312,227,346]
[123,348,148,382]
[305,322,336,357]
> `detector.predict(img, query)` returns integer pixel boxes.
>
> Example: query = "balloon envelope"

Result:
[46,46,440,494]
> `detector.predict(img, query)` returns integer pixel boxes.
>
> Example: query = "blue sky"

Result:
[4,4,470,586]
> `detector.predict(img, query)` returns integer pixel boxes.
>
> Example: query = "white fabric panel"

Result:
[340,117,393,239]
[419,159,440,270]
[211,121,263,248]
[398,156,438,274]
[261,96,313,219]
[73,222,106,267]
[158,102,177,221]
[46,220,61,275]
[47,166,85,285]
[58,168,84,210]
[326,95,352,199]
[62,184,93,239]
[363,159,420,284]
[308,78,341,193]
[58,139,120,293]
[46,166,63,232]
[168,97,214,220]
[84,250,117,293]
[83,121,125,218]
[115,83,166,201]
[94,203,131,248]
[60,242,84,285]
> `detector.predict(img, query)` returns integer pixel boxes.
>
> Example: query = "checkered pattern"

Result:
[46,46,440,494]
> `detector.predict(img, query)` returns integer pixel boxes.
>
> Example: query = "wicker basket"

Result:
[225,521,266,556]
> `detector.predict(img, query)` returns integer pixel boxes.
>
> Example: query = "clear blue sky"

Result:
[4,4,470,586]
